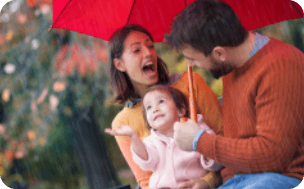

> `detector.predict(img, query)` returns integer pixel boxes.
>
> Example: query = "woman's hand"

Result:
[105,124,136,138]
[178,178,211,189]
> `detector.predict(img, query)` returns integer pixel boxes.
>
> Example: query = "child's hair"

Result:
[142,85,189,130]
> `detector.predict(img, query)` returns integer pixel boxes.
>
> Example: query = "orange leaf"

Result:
[65,58,77,75]
[27,0,35,7]
[5,30,13,42]
[2,88,10,102]
[4,151,14,160]
[27,131,36,141]
[0,35,4,46]
[89,60,97,73]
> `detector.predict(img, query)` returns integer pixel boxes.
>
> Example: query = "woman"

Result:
[108,25,223,189]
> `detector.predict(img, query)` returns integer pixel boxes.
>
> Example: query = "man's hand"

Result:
[178,178,211,189]
[174,119,200,151]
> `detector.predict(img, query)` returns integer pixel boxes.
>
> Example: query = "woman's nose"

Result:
[143,46,152,57]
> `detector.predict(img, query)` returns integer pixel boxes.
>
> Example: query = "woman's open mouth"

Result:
[143,62,157,77]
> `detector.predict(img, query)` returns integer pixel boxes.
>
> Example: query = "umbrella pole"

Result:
[188,66,197,122]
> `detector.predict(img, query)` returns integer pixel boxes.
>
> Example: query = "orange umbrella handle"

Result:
[180,117,187,123]
[188,66,197,122]
[179,66,197,123]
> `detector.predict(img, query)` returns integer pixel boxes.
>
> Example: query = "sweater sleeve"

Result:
[197,52,304,173]
[112,111,152,189]
[197,114,223,172]
[131,138,160,171]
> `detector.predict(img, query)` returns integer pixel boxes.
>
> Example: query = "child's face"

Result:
[143,90,184,134]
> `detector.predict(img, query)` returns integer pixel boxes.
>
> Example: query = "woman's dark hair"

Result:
[142,85,189,130]
[165,0,248,56]
[109,25,169,104]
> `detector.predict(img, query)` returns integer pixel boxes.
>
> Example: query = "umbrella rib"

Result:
[289,0,304,17]
[126,0,137,24]
[49,0,73,31]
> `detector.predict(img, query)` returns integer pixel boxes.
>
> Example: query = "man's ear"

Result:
[113,58,126,72]
[212,46,227,62]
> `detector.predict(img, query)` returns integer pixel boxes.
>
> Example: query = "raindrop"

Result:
[0,13,9,23]
[9,0,21,13]
[4,63,16,74]
[31,39,40,50]
[40,4,51,15]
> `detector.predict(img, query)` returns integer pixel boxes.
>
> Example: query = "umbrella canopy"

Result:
[50,0,303,42]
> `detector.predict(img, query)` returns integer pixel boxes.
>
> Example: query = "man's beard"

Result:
[210,58,234,79]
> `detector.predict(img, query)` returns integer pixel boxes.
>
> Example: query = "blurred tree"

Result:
[288,19,304,52]
[0,1,121,189]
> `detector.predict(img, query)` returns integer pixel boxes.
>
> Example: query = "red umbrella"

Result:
[49,0,303,121]
[50,0,302,42]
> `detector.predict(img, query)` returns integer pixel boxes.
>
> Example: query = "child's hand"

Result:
[105,124,136,138]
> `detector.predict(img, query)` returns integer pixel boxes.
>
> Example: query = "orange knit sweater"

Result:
[112,71,223,188]
[197,38,304,183]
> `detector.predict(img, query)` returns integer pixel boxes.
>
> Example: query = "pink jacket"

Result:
[131,115,222,189]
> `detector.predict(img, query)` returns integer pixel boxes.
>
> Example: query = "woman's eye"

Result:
[133,49,140,53]
[149,45,154,49]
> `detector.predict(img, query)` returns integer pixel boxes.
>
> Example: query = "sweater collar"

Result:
[234,34,271,75]
[247,32,270,60]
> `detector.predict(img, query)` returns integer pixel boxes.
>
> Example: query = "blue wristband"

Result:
[192,129,206,151]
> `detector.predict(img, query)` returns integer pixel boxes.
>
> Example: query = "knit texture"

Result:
[112,71,223,188]
[197,38,304,183]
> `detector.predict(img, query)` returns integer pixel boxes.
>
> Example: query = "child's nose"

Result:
[153,105,159,113]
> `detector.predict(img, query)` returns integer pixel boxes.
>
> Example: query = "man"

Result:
[166,0,304,188]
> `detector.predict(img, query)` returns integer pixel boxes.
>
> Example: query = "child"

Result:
[105,85,222,189]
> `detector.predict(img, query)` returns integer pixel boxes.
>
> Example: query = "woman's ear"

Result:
[212,46,227,62]
[113,58,126,72]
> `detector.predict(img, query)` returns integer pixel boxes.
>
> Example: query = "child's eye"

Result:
[159,99,164,104]
[146,105,151,110]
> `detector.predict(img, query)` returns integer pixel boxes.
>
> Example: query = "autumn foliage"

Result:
[26,0,52,7]
[54,43,108,76]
